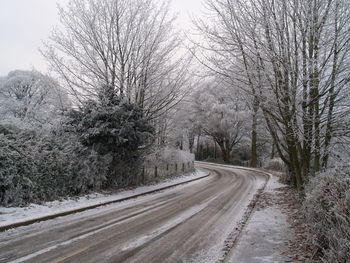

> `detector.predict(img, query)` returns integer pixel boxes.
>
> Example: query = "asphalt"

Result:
[0,162,267,263]
[0,171,210,232]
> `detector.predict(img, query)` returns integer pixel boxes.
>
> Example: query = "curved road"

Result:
[0,162,267,263]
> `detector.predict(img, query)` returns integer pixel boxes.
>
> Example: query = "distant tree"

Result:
[193,80,248,163]
[0,69,69,127]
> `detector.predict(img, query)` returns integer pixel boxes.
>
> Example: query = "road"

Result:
[0,162,267,263]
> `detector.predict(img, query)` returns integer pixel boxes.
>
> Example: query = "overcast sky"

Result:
[0,0,204,76]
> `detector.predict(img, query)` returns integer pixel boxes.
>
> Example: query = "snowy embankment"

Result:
[0,169,208,228]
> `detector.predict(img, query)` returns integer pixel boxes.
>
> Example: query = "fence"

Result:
[140,161,195,184]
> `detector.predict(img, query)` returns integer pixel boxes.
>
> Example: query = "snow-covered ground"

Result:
[0,169,208,228]
[225,174,293,262]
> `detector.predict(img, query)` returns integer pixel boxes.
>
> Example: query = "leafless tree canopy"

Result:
[42,0,192,120]
[195,0,350,189]
[0,70,68,125]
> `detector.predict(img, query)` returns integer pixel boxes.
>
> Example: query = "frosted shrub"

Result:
[263,157,285,171]
[0,134,36,206]
[32,136,110,199]
[146,147,195,165]
[65,146,110,194]
[0,98,154,206]
[0,125,110,206]
[304,169,350,262]
[144,147,195,179]
[70,99,154,188]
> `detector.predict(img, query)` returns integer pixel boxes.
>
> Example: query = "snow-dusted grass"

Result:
[304,169,350,262]
[264,173,285,192]
[263,157,285,171]
[0,169,208,228]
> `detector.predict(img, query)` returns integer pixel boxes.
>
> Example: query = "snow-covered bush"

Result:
[69,99,154,187]
[303,169,350,262]
[0,92,154,206]
[0,132,36,206]
[144,147,195,179]
[31,135,110,200]
[263,157,285,171]
[147,147,195,165]
[0,125,110,206]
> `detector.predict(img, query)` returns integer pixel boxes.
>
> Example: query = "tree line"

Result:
[192,0,350,190]
[0,0,192,206]
[1,0,349,200]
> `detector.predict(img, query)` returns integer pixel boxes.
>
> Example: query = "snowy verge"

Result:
[0,169,209,230]
[218,168,271,262]
[224,174,293,263]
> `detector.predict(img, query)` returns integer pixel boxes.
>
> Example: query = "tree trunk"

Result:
[222,149,230,163]
[270,141,275,159]
[250,99,259,167]
[214,140,217,159]
[322,1,339,169]
[188,132,195,153]
[218,143,231,164]
[196,134,201,160]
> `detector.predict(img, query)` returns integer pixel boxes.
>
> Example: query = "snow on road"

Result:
[0,169,207,228]
[0,164,270,263]
[120,195,218,252]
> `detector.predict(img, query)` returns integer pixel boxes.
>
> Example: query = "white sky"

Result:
[0,0,204,76]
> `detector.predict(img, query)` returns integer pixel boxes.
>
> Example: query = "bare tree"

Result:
[194,0,350,190]
[192,79,247,163]
[42,0,191,120]
[0,70,69,125]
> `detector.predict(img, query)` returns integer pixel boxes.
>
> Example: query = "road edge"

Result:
[0,171,210,232]
[205,163,273,262]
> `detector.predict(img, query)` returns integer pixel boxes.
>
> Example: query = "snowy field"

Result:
[0,169,208,228]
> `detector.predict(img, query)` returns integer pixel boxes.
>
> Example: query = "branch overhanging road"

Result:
[0,162,268,263]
